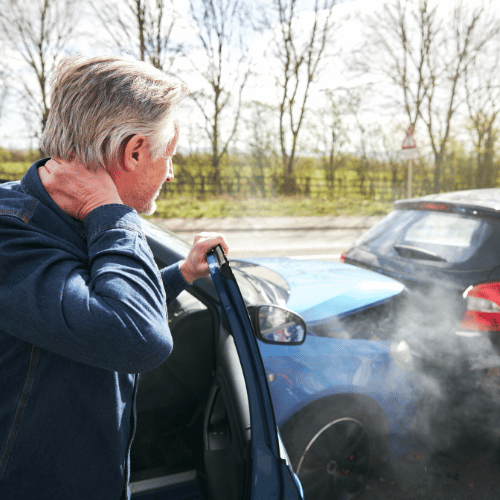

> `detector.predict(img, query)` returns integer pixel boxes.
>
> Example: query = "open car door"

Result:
[129,234,303,500]
[205,245,304,500]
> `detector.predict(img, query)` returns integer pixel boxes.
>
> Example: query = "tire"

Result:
[281,395,390,500]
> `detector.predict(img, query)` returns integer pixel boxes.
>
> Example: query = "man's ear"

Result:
[122,134,149,172]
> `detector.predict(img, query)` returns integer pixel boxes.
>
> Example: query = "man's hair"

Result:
[40,55,189,169]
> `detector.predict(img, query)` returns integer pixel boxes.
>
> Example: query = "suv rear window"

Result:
[405,213,480,249]
[355,209,494,265]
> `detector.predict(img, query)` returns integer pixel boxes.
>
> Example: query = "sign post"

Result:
[399,127,419,198]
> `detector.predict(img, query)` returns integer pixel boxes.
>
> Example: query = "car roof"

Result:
[394,188,500,216]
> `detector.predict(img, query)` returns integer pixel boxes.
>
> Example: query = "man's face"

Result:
[116,132,178,215]
[136,150,175,216]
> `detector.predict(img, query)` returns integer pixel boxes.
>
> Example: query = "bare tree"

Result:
[359,0,500,192]
[423,1,500,191]
[244,100,280,196]
[357,0,438,133]
[311,88,355,193]
[0,63,8,121]
[0,0,80,144]
[188,0,252,192]
[464,30,500,189]
[264,0,338,193]
[91,0,182,71]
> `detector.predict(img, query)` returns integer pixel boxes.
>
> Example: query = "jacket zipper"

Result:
[0,345,40,481]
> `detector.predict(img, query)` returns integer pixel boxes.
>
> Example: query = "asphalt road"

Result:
[359,443,500,499]
[151,215,500,498]
[150,215,383,259]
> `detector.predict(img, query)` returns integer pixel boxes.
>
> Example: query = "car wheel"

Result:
[281,395,390,500]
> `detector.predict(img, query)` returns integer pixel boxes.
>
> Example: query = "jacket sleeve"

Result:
[0,204,175,373]
[161,262,191,305]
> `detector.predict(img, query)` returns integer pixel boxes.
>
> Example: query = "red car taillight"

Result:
[460,283,500,332]
[340,250,347,262]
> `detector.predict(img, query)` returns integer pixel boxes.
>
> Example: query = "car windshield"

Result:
[355,209,493,265]
[141,219,290,306]
[141,218,192,257]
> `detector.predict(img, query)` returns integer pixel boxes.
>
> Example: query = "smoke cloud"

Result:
[315,283,500,498]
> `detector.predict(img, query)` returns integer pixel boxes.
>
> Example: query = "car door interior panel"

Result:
[129,250,303,499]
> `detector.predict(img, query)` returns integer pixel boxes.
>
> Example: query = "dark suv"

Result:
[342,189,500,454]
[343,189,500,339]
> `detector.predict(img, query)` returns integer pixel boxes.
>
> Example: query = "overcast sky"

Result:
[1,0,497,155]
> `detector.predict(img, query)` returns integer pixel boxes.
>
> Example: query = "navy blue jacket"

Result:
[0,159,188,499]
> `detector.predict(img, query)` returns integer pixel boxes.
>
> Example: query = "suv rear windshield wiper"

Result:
[393,244,447,262]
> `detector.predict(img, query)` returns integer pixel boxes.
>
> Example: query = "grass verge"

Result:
[149,195,394,219]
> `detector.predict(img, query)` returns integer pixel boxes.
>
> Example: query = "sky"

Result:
[0,0,365,151]
[0,0,497,154]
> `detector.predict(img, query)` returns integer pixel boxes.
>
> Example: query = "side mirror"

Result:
[248,305,307,345]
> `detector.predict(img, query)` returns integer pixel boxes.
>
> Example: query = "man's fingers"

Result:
[179,232,230,283]
[40,159,62,176]
[39,159,122,220]
[194,232,229,256]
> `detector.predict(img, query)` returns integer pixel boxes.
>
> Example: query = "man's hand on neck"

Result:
[39,159,123,220]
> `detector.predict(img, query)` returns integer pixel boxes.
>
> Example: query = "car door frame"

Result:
[205,245,304,500]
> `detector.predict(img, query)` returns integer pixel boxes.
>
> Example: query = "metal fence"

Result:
[159,174,462,200]
[1,173,472,201]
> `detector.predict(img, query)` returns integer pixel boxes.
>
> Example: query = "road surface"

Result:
[150,215,383,259]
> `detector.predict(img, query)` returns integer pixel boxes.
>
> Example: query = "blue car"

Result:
[131,219,420,500]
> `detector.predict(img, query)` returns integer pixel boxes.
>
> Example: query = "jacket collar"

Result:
[21,158,86,240]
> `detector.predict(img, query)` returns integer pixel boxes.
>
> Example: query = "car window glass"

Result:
[354,210,411,248]
[405,213,480,247]
[357,209,494,264]
[355,209,414,252]
[401,212,490,263]
[141,218,192,256]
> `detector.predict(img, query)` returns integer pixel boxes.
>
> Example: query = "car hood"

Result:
[236,258,404,324]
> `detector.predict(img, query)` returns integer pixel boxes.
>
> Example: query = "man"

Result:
[0,55,228,499]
